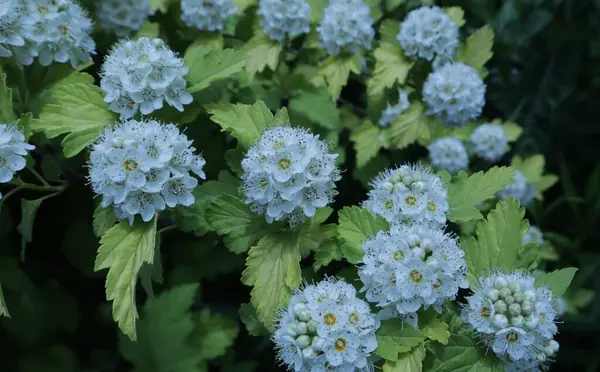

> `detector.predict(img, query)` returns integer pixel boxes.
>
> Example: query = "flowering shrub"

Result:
[0,1,593,371]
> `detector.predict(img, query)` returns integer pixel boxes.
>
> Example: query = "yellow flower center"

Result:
[390,273,397,284]
[427,202,436,212]
[480,306,491,318]
[123,159,138,172]
[277,158,291,170]
[405,196,417,206]
[384,200,394,210]
[349,312,360,325]
[334,338,347,352]
[59,24,69,36]
[323,313,337,326]
[505,330,520,343]
[409,270,423,284]
[272,141,285,150]
[393,251,404,261]
[317,295,327,302]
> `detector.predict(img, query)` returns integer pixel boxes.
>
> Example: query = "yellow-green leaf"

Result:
[502,121,523,142]
[375,320,426,361]
[184,47,247,93]
[93,205,117,238]
[535,267,578,297]
[390,102,435,149]
[318,55,362,100]
[288,90,341,130]
[242,34,282,79]
[337,206,390,264]
[0,73,15,122]
[367,43,413,97]
[456,25,494,74]
[383,344,426,372]
[350,121,385,168]
[445,7,465,27]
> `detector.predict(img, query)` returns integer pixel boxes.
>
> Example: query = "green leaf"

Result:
[447,167,515,222]
[149,0,174,12]
[535,268,578,297]
[134,21,159,39]
[297,207,337,254]
[239,303,269,336]
[234,0,256,13]
[0,283,9,317]
[307,0,327,22]
[193,309,239,360]
[242,34,282,78]
[502,121,523,142]
[445,7,465,27]
[511,155,557,199]
[318,55,362,100]
[456,25,494,75]
[390,102,435,149]
[184,47,247,93]
[119,284,204,372]
[375,320,427,361]
[17,197,45,244]
[288,90,341,130]
[95,217,158,341]
[462,199,525,283]
[0,73,15,122]
[313,239,343,271]
[424,334,504,372]
[367,42,413,97]
[419,311,450,345]
[383,344,427,372]
[241,233,302,329]
[205,100,277,148]
[350,121,385,168]
[30,83,117,157]
[206,194,273,254]
[337,206,389,264]
[93,205,117,238]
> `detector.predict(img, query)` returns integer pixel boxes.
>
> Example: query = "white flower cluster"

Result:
[497,170,535,207]
[463,271,560,369]
[96,0,153,37]
[378,89,410,128]
[470,123,508,162]
[100,37,192,118]
[522,226,544,246]
[428,137,468,173]
[0,124,35,199]
[258,0,310,42]
[241,126,340,228]
[273,278,379,372]
[1,0,96,66]
[181,0,237,32]
[87,118,206,224]
[359,224,468,327]
[363,164,449,227]
[397,6,459,68]
[317,0,374,56]
[423,62,486,127]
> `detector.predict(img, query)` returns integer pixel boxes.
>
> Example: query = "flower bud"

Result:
[509,282,521,294]
[383,182,394,192]
[492,314,509,329]
[412,181,425,193]
[411,247,426,260]
[287,324,298,337]
[486,289,500,302]
[402,176,413,185]
[302,346,318,359]
[524,315,539,330]
[296,321,308,334]
[294,302,308,316]
[511,315,524,327]
[494,300,507,314]
[298,310,311,322]
[509,303,521,316]
[296,335,311,348]
[426,258,440,271]
[312,336,325,351]
[505,295,515,305]
[521,301,533,316]
[549,340,559,353]
[420,238,433,251]
[407,234,420,247]
[523,289,536,302]
[512,291,524,303]
[307,320,318,333]
[494,277,508,289]
[537,353,547,363]
[499,287,511,299]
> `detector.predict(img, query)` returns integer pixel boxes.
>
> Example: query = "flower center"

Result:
[393,251,404,261]
[323,313,337,326]
[384,200,394,210]
[433,280,442,289]
[334,338,347,352]
[272,141,285,150]
[59,24,69,36]
[260,178,269,187]
[405,196,417,206]
[427,202,437,212]
[349,312,360,325]
[123,159,138,172]
[317,295,327,302]
[390,273,397,284]
[277,158,291,170]
[409,270,423,284]
[480,306,491,318]
[505,330,520,343]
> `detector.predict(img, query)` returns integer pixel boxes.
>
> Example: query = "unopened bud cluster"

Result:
[96,0,152,37]
[0,124,35,200]
[318,0,374,56]
[428,136,468,173]
[181,0,238,32]
[258,0,311,41]
[469,123,508,163]
[273,278,379,371]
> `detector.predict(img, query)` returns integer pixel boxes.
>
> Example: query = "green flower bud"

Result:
[513,291,524,303]
[523,289,536,302]
[499,287,511,299]
[312,336,325,351]
[494,300,507,314]
[307,320,318,333]
[302,346,318,359]
[296,321,308,334]
[524,315,539,330]
[402,175,413,185]
[297,335,311,348]
[495,277,508,290]
[287,324,298,337]
[509,282,521,294]
[505,295,515,305]
[298,310,311,322]
[486,289,500,302]
[509,303,521,316]
[511,315,524,327]
[521,301,533,316]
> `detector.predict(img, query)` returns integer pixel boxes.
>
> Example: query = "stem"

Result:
[12,177,66,193]
[0,186,24,209]
[158,225,177,234]
[28,168,51,187]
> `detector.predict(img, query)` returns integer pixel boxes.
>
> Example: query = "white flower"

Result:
[428,137,468,173]
[378,89,410,128]
[273,277,380,372]
[96,0,153,37]
[522,226,543,246]
[0,123,35,199]
[422,62,486,127]
[470,123,508,162]
[87,118,205,224]
[100,37,192,118]
[462,271,560,367]
[358,224,468,325]
[4,0,96,66]
[181,0,238,32]
[258,0,310,41]
[317,0,374,56]
[397,6,459,68]
[241,126,340,228]
[362,164,449,227]
[497,170,535,207]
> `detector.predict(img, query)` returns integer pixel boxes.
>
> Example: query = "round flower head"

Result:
[258,0,310,42]
[11,0,96,67]
[273,277,380,372]
[422,62,486,127]
[362,164,449,227]
[0,0,28,57]
[497,170,535,207]
[317,0,374,56]
[428,137,468,173]
[522,225,543,246]
[378,89,410,128]
[181,0,238,32]
[87,118,206,224]
[470,123,508,162]
[462,271,560,369]
[96,0,153,37]
[241,126,340,228]
[359,224,468,326]
[0,123,35,199]
[100,37,192,118]
[397,6,459,68]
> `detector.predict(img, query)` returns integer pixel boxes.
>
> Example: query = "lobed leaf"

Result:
[337,206,390,264]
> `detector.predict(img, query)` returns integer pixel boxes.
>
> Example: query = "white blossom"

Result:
[0,123,35,199]
[181,0,238,32]
[241,126,340,228]
[0,0,27,57]
[359,223,468,326]
[362,164,449,227]
[470,123,508,162]
[87,118,206,224]
[317,0,374,56]
[422,62,486,127]
[273,277,379,372]
[522,225,543,246]
[497,170,535,207]
[96,0,153,37]
[462,271,560,369]
[428,137,468,173]
[397,6,459,68]
[258,0,310,41]
[100,37,192,118]
[378,89,410,128]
